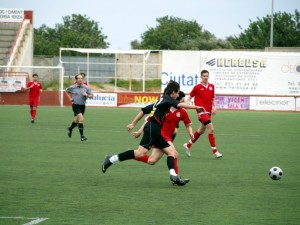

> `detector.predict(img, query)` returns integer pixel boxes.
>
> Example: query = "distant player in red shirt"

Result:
[73,72,88,85]
[132,91,194,176]
[183,69,222,158]
[24,73,42,123]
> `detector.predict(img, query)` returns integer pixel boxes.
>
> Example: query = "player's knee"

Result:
[147,160,156,165]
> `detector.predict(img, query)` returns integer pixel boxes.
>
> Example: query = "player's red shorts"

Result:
[29,96,40,107]
[197,112,211,124]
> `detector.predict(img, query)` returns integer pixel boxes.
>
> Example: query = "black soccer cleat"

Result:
[31,119,35,123]
[183,178,190,184]
[170,175,187,186]
[102,155,112,173]
[81,136,87,141]
[67,128,72,138]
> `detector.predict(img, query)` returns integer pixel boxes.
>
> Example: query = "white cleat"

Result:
[214,152,222,158]
[183,143,191,157]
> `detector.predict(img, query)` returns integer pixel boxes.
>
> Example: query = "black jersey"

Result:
[150,95,180,125]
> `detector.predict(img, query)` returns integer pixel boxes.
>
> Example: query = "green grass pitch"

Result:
[0,105,299,225]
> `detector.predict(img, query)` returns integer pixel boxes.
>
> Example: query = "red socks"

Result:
[208,133,218,153]
[134,154,149,164]
[187,131,201,148]
[30,109,37,119]
[174,157,179,174]
[134,155,179,174]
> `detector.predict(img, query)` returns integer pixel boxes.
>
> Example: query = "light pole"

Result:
[270,0,274,47]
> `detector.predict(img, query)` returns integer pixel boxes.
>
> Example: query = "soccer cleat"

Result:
[81,136,87,141]
[183,143,191,157]
[67,128,72,138]
[31,119,35,123]
[102,155,112,173]
[214,151,222,158]
[183,178,190,184]
[170,175,186,186]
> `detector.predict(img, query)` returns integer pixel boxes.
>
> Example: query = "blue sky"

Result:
[1,0,298,49]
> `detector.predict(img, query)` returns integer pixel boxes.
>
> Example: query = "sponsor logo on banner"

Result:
[250,97,295,111]
[161,51,300,96]
[216,96,249,110]
[86,93,117,107]
[0,77,25,92]
[118,93,160,108]
[0,9,24,22]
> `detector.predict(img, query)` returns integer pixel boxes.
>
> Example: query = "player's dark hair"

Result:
[164,80,180,95]
[32,73,38,77]
[80,72,86,77]
[201,70,209,76]
[75,74,84,80]
[176,91,185,101]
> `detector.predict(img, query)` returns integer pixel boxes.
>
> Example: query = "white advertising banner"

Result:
[161,51,300,96]
[86,93,117,107]
[296,97,300,111]
[0,77,25,92]
[249,96,295,111]
[161,51,201,93]
[0,9,24,22]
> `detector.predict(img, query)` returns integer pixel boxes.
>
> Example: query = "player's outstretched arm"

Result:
[127,111,144,132]
[177,102,205,112]
[131,121,147,138]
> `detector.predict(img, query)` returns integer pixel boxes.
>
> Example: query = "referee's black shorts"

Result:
[140,121,170,150]
[72,104,86,116]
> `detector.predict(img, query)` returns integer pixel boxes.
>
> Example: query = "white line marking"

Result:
[23,217,48,225]
[0,216,48,224]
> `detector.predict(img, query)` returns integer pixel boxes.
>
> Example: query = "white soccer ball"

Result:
[269,166,283,180]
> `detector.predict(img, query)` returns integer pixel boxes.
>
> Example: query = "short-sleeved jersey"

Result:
[189,83,215,113]
[139,95,180,149]
[161,108,192,141]
[26,81,42,97]
[150,94,180,125]
[66,84,92,105]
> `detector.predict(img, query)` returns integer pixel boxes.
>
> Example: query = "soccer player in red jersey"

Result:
[73,73,88,85]
[24,74,42,123]
[132,91,194,176]
[183,69,222,158]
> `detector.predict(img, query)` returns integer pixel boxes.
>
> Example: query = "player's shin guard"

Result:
[174,157,179,174]
[32,110,37,119]
[167,156,177,176]
[118,149,135,161]
[78,123,84,136]
[69,121,77,131]
[187,131,201,148]
[134,154,149,164]
[208,133,218,153]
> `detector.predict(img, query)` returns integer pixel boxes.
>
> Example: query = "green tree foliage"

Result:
[227,10,300,49]
[34,14,109,56]
[132,16,232,50]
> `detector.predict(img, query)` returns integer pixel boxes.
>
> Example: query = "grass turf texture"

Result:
[0,105,299,225]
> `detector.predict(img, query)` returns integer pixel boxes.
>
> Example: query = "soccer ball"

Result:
[269,166,283,180]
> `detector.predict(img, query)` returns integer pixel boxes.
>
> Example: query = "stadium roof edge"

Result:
[59,48,151,55]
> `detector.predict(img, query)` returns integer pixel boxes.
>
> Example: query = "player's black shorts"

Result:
[72,104,85,116]
[140,121,170,150]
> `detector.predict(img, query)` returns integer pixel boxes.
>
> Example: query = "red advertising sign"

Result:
[118,93,161,108]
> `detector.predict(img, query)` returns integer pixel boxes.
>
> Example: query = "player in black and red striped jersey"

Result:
[132,91,193,178]
[101,81,205,186]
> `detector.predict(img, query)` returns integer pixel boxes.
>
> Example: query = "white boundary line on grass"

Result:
[0,216,48,225]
